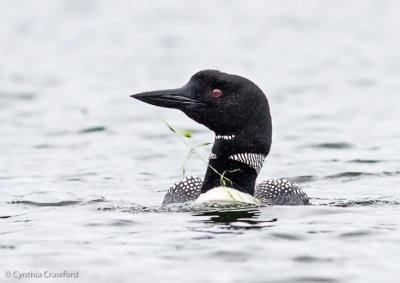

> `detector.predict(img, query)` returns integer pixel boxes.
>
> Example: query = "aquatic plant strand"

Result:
[157,115,239,188]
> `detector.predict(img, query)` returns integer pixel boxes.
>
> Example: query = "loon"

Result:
[131,70,309,206]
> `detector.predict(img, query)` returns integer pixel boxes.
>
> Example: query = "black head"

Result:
[131,70,272,155]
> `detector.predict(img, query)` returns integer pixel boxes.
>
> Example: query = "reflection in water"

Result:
[192,208,277,230]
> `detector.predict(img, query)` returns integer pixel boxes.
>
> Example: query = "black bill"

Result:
[130,87,201,110]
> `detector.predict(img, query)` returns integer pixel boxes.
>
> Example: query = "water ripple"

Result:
[270,232,304,241]
[322,199,400,207]
[326,172,374,179]
[308,142,353,149]
[9,197,105,207]
[9,200,81,207]
[287,277,338,283]
[293,255,334,263]
[338,230,373,238]
[78,126,107,134]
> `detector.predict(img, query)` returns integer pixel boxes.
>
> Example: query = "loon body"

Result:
[131,70,309,206]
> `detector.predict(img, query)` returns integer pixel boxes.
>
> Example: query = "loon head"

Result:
[131,70,272,195]
[131,70,271,152]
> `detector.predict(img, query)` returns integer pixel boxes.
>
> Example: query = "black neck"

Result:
[201,158,258,195]
[201,135,265,195]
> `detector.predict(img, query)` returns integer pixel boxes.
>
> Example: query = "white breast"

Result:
[194,187,261,205]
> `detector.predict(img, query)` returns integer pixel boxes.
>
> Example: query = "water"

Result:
[1,0,400,282]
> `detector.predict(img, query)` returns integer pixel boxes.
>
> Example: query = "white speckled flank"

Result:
[162,176,202,205]
[255,179,309,205]
[229,153,266,174]
[162,177,309,205]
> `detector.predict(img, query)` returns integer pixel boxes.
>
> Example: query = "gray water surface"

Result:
[1,1,400,282]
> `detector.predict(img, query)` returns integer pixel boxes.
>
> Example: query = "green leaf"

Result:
[183,130,192,138]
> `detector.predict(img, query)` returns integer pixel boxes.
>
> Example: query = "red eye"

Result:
[212,89,222,98]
